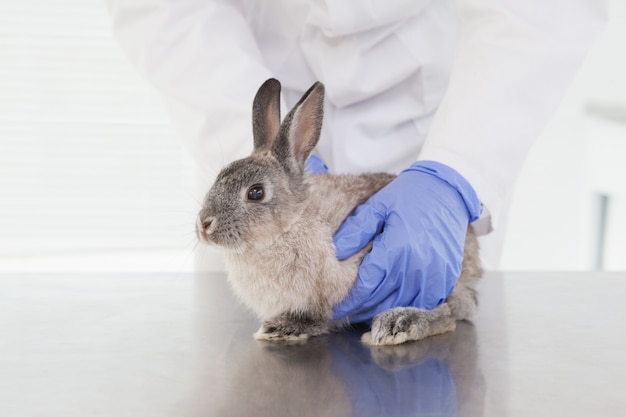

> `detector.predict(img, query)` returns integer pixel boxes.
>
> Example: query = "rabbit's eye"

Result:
[247,185,265,201]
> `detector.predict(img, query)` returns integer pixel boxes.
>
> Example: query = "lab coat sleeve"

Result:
[104,0,272,171]
[418,0,607,229]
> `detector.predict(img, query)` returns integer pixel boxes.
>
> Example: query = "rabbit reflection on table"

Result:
[196,79,482,346]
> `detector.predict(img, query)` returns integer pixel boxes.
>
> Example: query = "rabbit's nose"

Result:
[196,215,215,242]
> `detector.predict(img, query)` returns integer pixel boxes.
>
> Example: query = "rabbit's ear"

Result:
[274,82,325,170]
[252,78,282,151]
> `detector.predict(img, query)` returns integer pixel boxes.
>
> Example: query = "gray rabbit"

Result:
[196,79,482,346]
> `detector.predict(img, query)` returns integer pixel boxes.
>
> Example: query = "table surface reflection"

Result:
[1,271,625,416]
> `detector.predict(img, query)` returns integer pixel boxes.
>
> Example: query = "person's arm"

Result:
[333,0,607,323]
[419,0,607,229]
[105,0,272,171]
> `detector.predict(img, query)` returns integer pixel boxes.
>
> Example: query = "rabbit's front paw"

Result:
[254,324,310,342]
[362,307,456,346]
[254,312,328,342]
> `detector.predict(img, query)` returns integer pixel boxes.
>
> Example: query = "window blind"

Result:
[0,0,197,271]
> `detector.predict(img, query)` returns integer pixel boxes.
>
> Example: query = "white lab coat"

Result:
[105,0,605,232]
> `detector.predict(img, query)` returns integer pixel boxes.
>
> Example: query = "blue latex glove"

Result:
[332,160,482,323]
[305,154,329,174]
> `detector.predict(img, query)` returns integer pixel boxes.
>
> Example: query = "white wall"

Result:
[497,0,626,270]
[0,0,198,272]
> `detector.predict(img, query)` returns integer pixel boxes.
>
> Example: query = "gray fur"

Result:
[252,78,281,151]
[197,78,483,345]
[255,311,329,342]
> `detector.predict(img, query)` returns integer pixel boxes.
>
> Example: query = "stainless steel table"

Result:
[1,272,625,416]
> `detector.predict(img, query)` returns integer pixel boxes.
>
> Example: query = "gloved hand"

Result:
[332,160,482,323]
[305,154,329,174]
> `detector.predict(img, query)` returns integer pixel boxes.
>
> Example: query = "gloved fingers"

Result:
[305,154,329,174]
[342,225,413,320]
[333,203,386,260]
[332,270,385,322]
[334,216,445,322]
[332,224,404,321]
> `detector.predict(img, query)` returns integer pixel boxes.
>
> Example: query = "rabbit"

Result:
[196,78,482,346]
